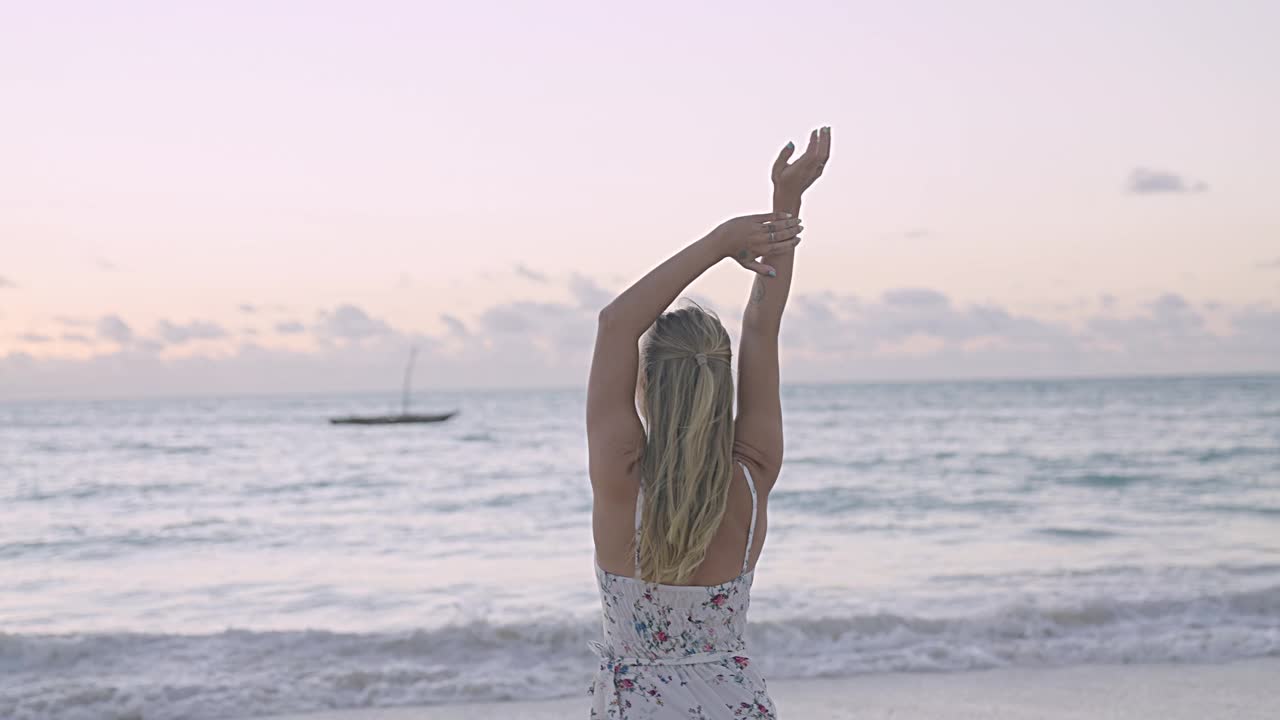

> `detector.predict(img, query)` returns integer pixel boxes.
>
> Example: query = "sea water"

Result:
[2,376,1279,719]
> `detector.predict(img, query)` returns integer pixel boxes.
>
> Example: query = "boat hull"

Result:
[329,412,456,425]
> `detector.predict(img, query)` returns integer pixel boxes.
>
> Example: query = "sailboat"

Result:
[329,348,457,425]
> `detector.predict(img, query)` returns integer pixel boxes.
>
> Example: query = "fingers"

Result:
[757,219,798,240]
[804,128,819,159]
[739,258,777,277]
[819,125,831,163]
[771,141,795,182]
[745,211,793,223]
[764,222,803,243]
[761,217,801,233]
[747,219,803,257]
[766,237,802,255]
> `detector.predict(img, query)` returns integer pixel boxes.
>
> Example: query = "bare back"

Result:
[592,455,771,586]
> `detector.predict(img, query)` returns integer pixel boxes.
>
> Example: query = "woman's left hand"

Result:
[712,213,804,277]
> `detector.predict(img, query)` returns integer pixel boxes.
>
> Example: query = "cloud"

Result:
[515,263,548,283]
[0,337,432,399]
[476,299,596,358]
[480,302,557,334]
[6,290,1279,400]
[0,276,15,289]
[1126,167,1207,194]
[1087,293,1205,343]
[56,315,92,327]
[1076,293,1280,372]
[157,319,228,344]
[239,303,257,314]
[19,332,52,343]
[275,320,306,335]
[568,272,612,309]
[93,256,119,271]
[1230,306,1280,347]
[315,304,393,341]
[781,288,1280,380]
[882,288,950,309]
[785,288,1070,357]
[97,315,134,344]
[440,314,469,336]
[1258,258,1280,270]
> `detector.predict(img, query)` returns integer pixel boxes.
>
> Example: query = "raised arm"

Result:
[587,213,802,499]
[735,127,832,487]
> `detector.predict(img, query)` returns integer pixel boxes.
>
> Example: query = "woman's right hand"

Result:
[713,213,803,277]
[772,126,832,201]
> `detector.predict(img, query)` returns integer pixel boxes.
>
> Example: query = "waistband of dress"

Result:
[588,640,745,667]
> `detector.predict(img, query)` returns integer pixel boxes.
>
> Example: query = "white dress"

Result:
[589,463,775,719]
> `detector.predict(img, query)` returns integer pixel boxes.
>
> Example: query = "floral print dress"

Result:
[589,463,775,719]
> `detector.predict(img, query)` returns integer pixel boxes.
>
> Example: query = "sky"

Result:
[2,0,1278,399]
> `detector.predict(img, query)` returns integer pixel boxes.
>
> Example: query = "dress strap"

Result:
[740,462,758,574]
[633,483,644,578]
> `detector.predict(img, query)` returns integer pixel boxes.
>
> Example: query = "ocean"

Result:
[3,376,1279,720]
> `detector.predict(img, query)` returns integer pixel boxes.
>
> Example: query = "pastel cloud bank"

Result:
[4,271,1276,399]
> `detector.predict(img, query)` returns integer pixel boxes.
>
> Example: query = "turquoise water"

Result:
[2,376,1279,719]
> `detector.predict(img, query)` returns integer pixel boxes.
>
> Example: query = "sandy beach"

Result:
[244,657,1280,720]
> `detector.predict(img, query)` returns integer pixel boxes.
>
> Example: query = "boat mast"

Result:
[401,346,418,416]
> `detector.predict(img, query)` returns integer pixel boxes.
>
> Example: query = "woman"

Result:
[586,126,832,719]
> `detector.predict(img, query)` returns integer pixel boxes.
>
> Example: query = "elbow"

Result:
[597,304,642,344]
[597,304,618,331]
[597,302,643,341]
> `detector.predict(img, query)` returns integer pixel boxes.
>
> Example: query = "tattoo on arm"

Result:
[750,276,766,304]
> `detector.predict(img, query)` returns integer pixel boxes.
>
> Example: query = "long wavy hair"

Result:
[636,302,736,584]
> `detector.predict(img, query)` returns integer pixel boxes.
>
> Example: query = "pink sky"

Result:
[2,1,1278,398]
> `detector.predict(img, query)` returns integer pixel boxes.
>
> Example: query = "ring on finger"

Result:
[769,231,775,242]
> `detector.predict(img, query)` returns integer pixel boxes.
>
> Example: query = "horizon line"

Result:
[3,370,1277,405]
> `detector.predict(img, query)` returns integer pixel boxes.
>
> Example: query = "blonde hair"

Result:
[636,302,735,584]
